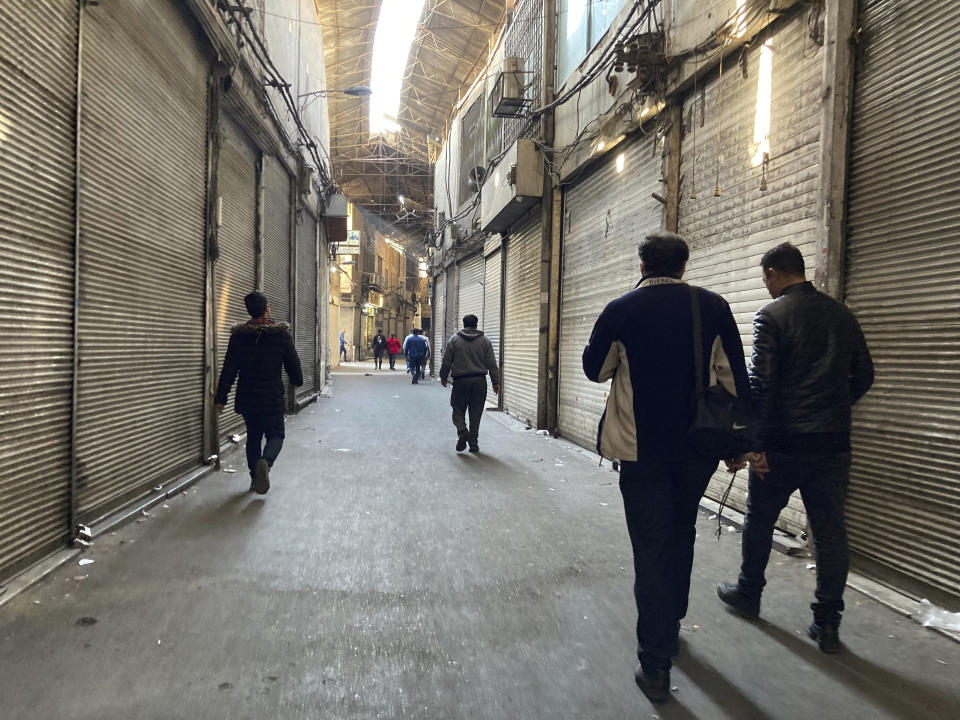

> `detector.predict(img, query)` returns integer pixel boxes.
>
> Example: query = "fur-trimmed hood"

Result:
[230,320,292,336]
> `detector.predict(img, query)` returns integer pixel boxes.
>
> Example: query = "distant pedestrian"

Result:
[582,232,749,703]
[215,291,303,495]
[439,314,500,453]
[386,333,402,370]
[339,329,347,362]
[717,242,874,654]
[403,328,428,384]
[371,328,387,369]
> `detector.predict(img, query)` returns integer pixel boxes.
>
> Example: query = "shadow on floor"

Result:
[673,649,774,720]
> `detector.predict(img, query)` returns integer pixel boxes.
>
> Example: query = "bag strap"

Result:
[690,285,704,395]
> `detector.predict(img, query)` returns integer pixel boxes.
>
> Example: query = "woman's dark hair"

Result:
[638,232,689,278]
[244,291,268,318]
[760,242,805,276]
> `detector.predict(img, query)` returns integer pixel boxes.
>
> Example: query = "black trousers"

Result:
[339,345,347,361]
[242,413,285,472]
[738,450,851,625]
[388,353,397,369]
[450,376,487,442]
[619,449,717,671]
[373,350,384,368]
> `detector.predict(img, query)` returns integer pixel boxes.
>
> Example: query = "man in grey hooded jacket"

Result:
[439,314,500,452]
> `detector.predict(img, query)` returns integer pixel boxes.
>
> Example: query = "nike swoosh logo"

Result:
[732,423,749,430]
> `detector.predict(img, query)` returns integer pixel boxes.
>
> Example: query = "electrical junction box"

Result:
[480,138,543,234]
[325,192,349,218]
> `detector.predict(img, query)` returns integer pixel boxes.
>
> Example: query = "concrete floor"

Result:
[1,364,959,720]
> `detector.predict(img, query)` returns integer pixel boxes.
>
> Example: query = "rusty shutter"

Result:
[0,0,77,575]
[558,134,662,451]
[261,156,291,324]
[216,117,259,440]
[75,0,208,520]
[502,213,541,426]
[676,12,823,535]
[844,0,960,601]
[295,210,318,396]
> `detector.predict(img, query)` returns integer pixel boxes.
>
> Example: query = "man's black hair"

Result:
[463,314,478,328]
[244,291,268,318]
[638,232,689,278]
[761,242,805,276]
[377,328,382,333]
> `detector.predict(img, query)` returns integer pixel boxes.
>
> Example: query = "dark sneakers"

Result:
[634,665,670,704]
[252,458,270,495]
[717,582,760,619]
[456,432,468,452]
[808,623,842,653]
[468,443,479,453]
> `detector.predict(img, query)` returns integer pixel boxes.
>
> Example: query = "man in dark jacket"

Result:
[718,243,874,653]
[215,291,303,495]
[582,233,750,704]
[403,328,428,384]
[371,329,387,369]
[439,314,500,453]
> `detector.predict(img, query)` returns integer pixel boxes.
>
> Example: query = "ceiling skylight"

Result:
[368,0,428,135]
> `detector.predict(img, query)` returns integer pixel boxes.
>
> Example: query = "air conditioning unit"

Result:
[480,138,543,234]
[490,57,531,118]
[340,293,354,304]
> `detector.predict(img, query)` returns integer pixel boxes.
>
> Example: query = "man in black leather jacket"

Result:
[718,243,873,653]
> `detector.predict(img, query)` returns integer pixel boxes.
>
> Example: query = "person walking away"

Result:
[403,328,428,384]
[582,233,749,703]
[215,291,303,495]
[439,314,500,453]
[339,329,348,362]
[371,329,387,369]
[386,333,402,370]
[717,242,873,654]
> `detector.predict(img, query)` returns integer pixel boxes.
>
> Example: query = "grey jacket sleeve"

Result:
[439,337,455,381]
[484,337,500,385]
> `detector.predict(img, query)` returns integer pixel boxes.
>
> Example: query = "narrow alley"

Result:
[1,366,958,720]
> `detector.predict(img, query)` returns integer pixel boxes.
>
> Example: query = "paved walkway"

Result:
[1,371,958,719]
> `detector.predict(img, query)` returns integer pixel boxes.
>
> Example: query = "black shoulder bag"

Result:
[688,285,752,460]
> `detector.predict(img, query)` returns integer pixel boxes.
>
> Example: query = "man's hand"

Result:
[492,384,500,395]
[723,456,747,473]
[748,451,770,478]
[440,378,448,387]
[214,403,225,414]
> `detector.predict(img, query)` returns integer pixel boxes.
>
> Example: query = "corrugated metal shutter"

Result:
[76,0,207,518]
[502,214,541,425]
[844,0,960,600]
[0,0,76,575]
[558,134,662,450]
[216,117,258,440]
[432,272,446,374]
[457,253,484,329]
[483,249,502,390]
[262,156,291,323]
[676,13,822,535]
[444,264,457,343]
[296,211,318,396]
[318,228,328,386]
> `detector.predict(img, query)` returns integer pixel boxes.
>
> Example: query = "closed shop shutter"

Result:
[76,0,208,518]
[558,134,662,451]
[676,12,822,535]
[432,272,446,374]
[296,211,318,396]
[262,156,291,323]
[444,264,457,343]
[502,214,541,425]
[483,249,502,389]
[216,118,259,440]
[844,0,960,600]
[457,253,484,330]
[0,0,76,575]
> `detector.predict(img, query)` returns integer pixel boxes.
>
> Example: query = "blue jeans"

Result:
[408,356,424,382]
[242,413,285,472]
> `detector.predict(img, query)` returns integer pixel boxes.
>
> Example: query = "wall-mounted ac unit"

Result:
[480,138,543,234]
[490,57,531,118]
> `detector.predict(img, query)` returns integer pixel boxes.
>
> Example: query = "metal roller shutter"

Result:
[262,156,291,323]
[844,0,960,601]
[558,134,662,451]
[502,214,541,426]
[296,211,318,396]
[483,249,502,390]
[676,13,822,535]
[216,118,259,440]
[432,272,446,375]
[0,0,76,575]
[457,254,484,329]
[444,264,457,343]
[76,0,207,519]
